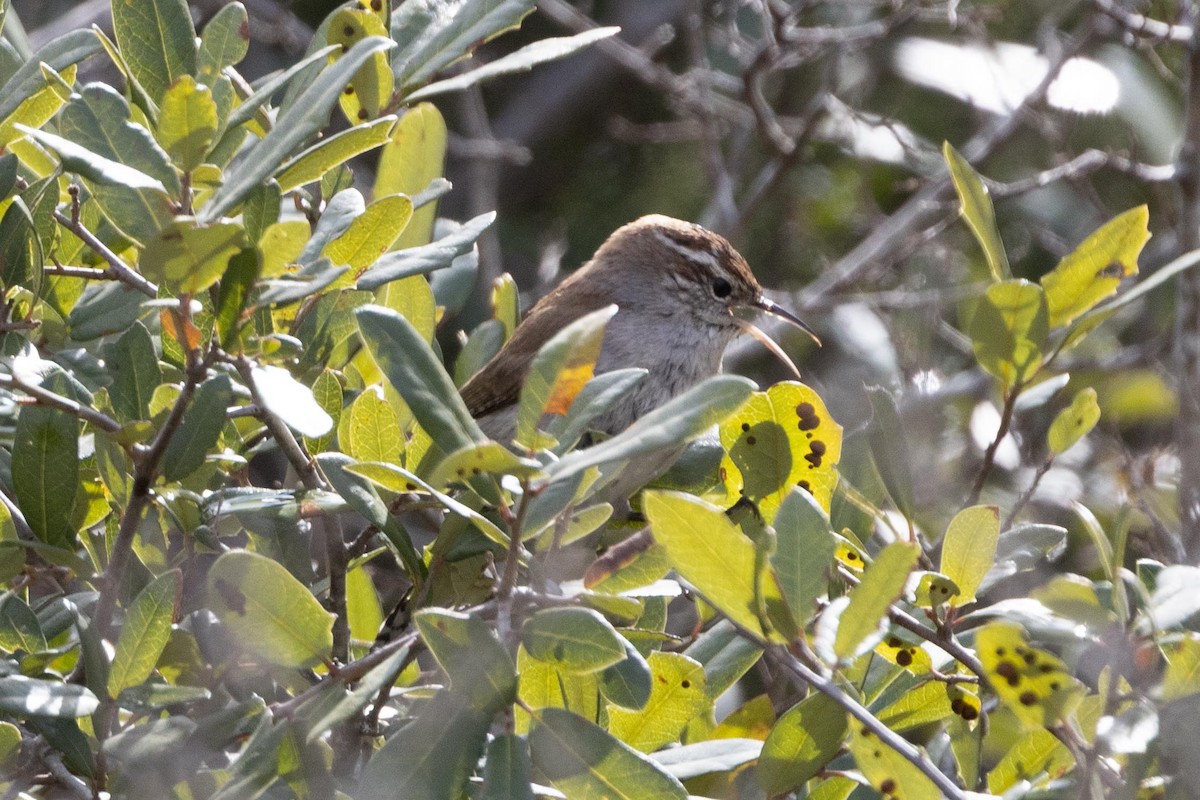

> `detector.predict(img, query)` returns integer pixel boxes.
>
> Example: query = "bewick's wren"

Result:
[461,215,816,446]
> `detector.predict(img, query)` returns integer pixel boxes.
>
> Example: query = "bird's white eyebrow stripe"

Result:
[653,230,721,270]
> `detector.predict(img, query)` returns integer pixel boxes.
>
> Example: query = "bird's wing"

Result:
[460,279,611,420]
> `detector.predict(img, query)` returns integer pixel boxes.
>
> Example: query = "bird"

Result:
[459,214,817,448]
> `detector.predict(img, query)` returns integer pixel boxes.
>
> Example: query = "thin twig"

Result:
[53,192,157,298]
[0,374,123,435]
[968,386,1020,506]
[1093,0,1193,43]
[769,645,968,800]
[93,312,209,639]
[496,485,532,646]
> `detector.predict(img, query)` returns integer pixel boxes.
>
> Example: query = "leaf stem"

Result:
[968,384,1020,505]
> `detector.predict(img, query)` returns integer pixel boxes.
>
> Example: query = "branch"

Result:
[53,190,157,298]
[768,645,968,800]
[1093,0,1193,43]
[0,373,123,435]
[93,314,209,638]
[968,384,1020,506]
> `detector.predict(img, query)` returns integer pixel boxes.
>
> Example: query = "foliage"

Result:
[0,1,1196,799]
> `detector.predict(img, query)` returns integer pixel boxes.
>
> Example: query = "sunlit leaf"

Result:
[375,103,447,248]
[521,607,627,674]
[327,7,394,124]
[156,76,218,172]
[977,622,1084,729]
[966,279,1048,389]
[832,542,919,661]
[1047,387,1100,455]
[1040,205,1151,328]
[529,707,688,799]
[758,692,846,795]
[108,570,180,696]
[110,0,197,102]
[848,718,940,800]
[939,505,999,607]
[207,550,334,668]
[644,490,789,642]
[719,381,842,521]
[141,218,245,294]
[943,141,1009,281]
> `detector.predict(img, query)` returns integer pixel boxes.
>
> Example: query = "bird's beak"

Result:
[752,296,822,346]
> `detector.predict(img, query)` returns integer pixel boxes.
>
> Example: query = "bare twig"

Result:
[0,373,123,435]
[769,645,969,800]
[968,385,1020,506]
[53,206,158,298]
[1093,0,1193,43]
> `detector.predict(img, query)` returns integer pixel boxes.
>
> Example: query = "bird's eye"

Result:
[712,277,733,299]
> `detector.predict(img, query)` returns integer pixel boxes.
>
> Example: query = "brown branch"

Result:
[53,190,157,298]
[968,385,1020,506]
[768,645,969,800]
[0,373,123,435]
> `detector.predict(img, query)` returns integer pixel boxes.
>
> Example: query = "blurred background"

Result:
[10,0,1198,564]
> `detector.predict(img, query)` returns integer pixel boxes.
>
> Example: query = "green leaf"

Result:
[407,27,617,101]
[530,707,688,799]
[162,374,233,482]
[607,651,708,752]
[301,371,342,455]
[1047,387,1101,455]
[200,36,395,221]
[865,386,915,522]
[546,368,647,454]
[757,692,847,795]
[966,278,1048,389]
[141,218,245,294]
[322,192,413,270]
[317,453,426,583]
[16,123,163,190]
[157,75,218,171]
[13,375,80,548]
[0,63,75,150]
[208,713,287,800]
[0,594,47,653]
[276,116,396,193]
[356,211,495,290]
[391,0,535,90]
[848,719,940,800]
[56,83,179,190]
[938,505,999,607]
[375,103,447,248]
[341,385,402,464]
[718,381,843,520]
[198,2,249,82]
[943,141,1009,281]
[521,607,627,674]
[355,304,486,454]
[299,642,409,742]
[0,30,102,125]
[644,490,785,642]
[599,639,652,710]
[832,542,919,661]
[480,733,534,800]
[108,569,180,697]
[111,0,197,102]
[1162,633,1200,701]
[359,689,490,800]
[103,322,161,422]
[1040,205,1151,328]
[207,550,334,668]
[214,247,261,350]
[772,488,835,625]
[415,608,517,707]
[345,461,508,545]
[545,376,755,489]
[0,677,99,717]
[327,7,394,124]
[517,305,615,450]
[0,196,38,292]
[427,440,543,488]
